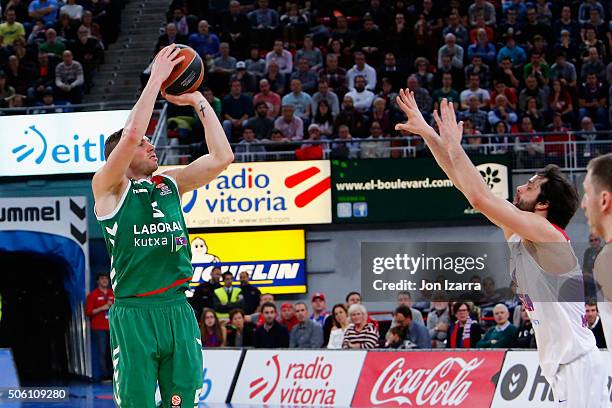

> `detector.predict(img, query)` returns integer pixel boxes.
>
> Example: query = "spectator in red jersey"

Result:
[545,113,573,167]
[85,272,114,381]
[280,303,299,331]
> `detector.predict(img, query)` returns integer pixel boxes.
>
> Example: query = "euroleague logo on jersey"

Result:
[183,164,330,214]
[171,394,181,407]
[249,354,337,405]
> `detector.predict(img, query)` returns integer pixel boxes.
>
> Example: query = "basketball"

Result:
[160,45,204,95]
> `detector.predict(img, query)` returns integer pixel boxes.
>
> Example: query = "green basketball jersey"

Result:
[96,174,192,299]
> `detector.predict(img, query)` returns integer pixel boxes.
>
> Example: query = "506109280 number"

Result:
[0,387,69,401]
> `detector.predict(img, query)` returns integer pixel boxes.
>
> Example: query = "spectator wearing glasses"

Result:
[447,302,482,348]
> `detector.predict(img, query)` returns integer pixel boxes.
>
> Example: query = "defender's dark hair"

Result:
[587,153,612,193]
[535,164,579,229]
[104,128,124,160]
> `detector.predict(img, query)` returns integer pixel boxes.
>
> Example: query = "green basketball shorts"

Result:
[108,296,203,408]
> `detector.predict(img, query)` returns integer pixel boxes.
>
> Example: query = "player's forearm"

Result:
[419,126,465,191]
[446,144,492,207]
[195,97,234,164]
[123,77,162,139]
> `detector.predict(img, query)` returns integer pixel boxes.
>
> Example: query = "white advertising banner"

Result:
[491,350,612,407]
[0,110,130,176]
[198,349,242,404]
[0,196,88,247]
[231,349,366,406]
[172,160,332,228]
[155,349,243,405]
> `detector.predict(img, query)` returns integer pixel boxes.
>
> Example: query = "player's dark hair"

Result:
[587,153,612,193]
[104,128,123,160]
[395,305,412,319]
[222,271,233,279]
[261,301,276,313]
[536,164,579,229]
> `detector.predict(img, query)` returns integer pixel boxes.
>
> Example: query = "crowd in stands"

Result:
[0,0,118,110]
[160,0,612,164]
[187,266,609,349]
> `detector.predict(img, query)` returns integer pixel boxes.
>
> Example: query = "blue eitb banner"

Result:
[0,110,130,177]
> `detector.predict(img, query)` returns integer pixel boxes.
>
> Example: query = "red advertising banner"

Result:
[352,351,505,407]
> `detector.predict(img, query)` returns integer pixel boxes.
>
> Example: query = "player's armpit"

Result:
[163,153,233,195]
[470,194,566,243]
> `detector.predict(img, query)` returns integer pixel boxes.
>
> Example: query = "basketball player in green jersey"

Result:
[92,44,233,408]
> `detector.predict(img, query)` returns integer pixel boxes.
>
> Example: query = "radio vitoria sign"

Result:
[0,110,130,177]
[160,161,332,228]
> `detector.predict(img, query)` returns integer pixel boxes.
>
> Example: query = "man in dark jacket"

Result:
[254,302,289,348]
[189,266,222,318]
[239,271,261,315]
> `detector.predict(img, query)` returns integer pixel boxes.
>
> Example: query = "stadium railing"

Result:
[157,130,612,172]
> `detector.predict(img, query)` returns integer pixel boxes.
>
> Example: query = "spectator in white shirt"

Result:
[327,304,350,349]
[60,0,83,20]
[347,51,376,91]
[346,75,375,112]
[460,73,491,109]
[265,39,293,75]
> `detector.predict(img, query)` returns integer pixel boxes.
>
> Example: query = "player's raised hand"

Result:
[432,98,463,148]
[150,44,185,84]
[394,89,435,137]
[161,90,203,108]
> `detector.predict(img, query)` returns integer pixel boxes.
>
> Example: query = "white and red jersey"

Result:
[595,243,612,376]
[508,231,597,380]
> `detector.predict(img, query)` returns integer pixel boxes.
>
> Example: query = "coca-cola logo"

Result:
[370,357,484,406]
